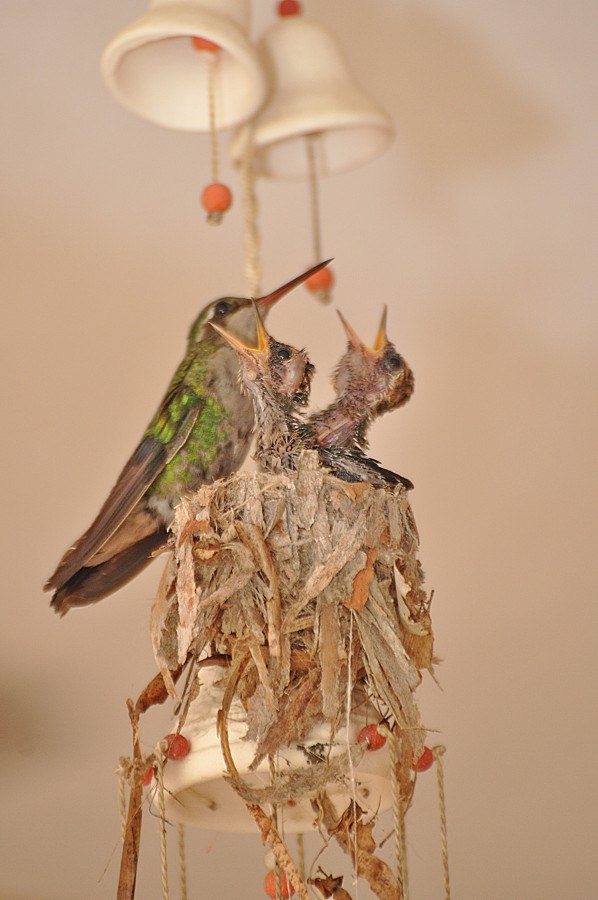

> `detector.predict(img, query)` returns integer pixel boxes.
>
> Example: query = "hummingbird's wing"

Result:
[324,445,414,491]
[45,403,199,592]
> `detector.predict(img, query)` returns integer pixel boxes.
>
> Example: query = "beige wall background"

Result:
[1,1,596,898]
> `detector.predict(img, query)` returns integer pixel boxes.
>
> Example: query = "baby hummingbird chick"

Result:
[309,307,414,451]
[211,304,315,475]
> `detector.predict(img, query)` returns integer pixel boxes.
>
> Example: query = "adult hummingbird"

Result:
[212,306,413,490]
[309,307,415,451]
[45,262,330,615]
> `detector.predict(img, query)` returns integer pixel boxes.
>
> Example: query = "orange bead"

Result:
[412,746,434,772]
[163,733,191,760]
[191,35,220,52]
[357,723,387,751]
[305,266,334,292]
[201,183,233,214]
[264,870,294,898]
[278,1,301,16]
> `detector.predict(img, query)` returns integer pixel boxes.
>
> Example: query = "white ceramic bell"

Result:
[154,666,393,833]
[101,0,267,131]
[229,16,394,179]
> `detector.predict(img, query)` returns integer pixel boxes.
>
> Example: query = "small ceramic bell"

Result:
[229,15,394,179]
[101,0,267,131]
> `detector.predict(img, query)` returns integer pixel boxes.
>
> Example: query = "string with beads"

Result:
[154,751,170,900]
[344,610,360,897]
[268,754,284,900]
[304,133,334,302]
[276,1,334,300]
[193,37,233,224]
[379,723,409,899]
[118,765,128,844]
[178,824,189,900]
[433,746,451,900]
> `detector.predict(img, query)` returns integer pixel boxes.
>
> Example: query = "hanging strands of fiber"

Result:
[155,750,170,900]
[433,746,451,900]
[178,824,188,900]
[207,52,219,187]
[379,724,410,899]
[118,766,128,844]
[238,125,262,296]
[345,611,360,896]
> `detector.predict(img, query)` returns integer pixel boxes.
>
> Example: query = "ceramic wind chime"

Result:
[102,0,266,223]
[99,3,450,898]
[102,1,396,294]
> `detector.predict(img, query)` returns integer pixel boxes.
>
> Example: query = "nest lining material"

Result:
[151,451,433,776]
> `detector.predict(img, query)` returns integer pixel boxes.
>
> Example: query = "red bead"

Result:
[163,733,191,760]
[264,870,294,898]
[141,765,154,786]
[357,724,387,751]
[305,266,334,292]
[278,1,301,16]
[191,35,220,52]
[201,182,233,214]
[412,746,434,772]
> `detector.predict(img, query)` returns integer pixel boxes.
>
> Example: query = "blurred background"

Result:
[1,1,597,898]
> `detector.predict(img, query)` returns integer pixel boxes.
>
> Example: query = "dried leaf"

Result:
[346,548,377,611]
[318,595,343,722]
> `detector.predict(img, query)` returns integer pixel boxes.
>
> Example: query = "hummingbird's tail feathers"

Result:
[50,528,168,616]
[44,434,172,592]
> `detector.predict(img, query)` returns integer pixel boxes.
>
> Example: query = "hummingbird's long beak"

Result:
[210,302,269,363]
[255,259,333,309]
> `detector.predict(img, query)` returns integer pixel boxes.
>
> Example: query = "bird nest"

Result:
[113,451,436,900]
[152,451,432,776]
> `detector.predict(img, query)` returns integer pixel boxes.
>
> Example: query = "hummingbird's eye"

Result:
[213,300,233,319]
[384,352,403,372]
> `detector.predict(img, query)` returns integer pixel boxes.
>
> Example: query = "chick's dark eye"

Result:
[275,346,292,361]
[384,352,403,371]
[213,300,233,319]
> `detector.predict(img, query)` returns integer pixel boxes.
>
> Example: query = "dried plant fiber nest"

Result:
[151,451,433,772]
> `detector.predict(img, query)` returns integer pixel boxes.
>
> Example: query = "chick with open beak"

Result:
[309,306,415,450]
